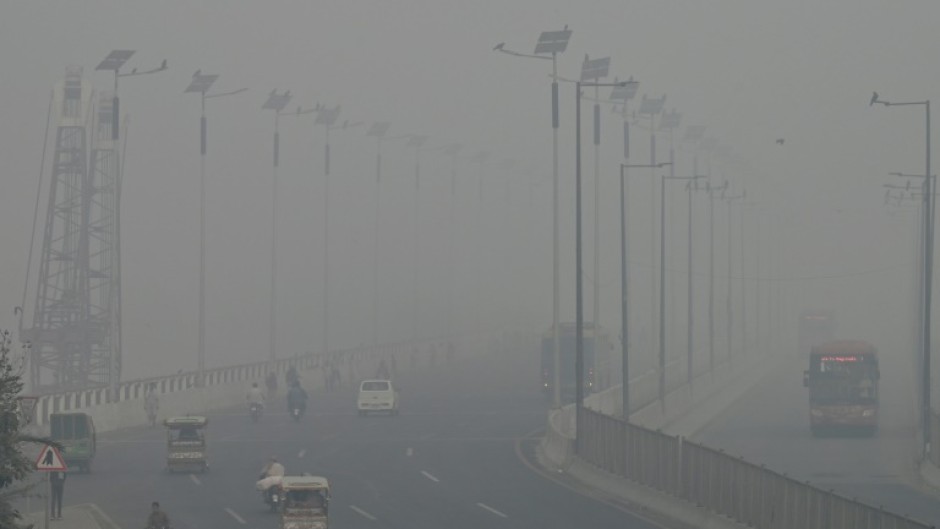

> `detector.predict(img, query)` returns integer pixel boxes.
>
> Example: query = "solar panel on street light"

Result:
[315,105,341,126]
[683,125,706,141]
[366,122,391,138]
[185,72,219,94]
[407,135,428,148]
[535,29,573,55]
[638,94,666,115]
[262,89,292,112]
[96,50,135,71]
[610,76,638,101]
[660,109,682,129]
[580,56,610,81]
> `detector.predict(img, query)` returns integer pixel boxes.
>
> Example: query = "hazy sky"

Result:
[1,1,938,380]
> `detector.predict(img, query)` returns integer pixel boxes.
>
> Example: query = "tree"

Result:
[0,330,42,529]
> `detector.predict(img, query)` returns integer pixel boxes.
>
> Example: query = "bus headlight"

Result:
[810,409,823,417]
[862,409,875,417]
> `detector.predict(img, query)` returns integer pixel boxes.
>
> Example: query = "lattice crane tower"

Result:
[25,67,123,393]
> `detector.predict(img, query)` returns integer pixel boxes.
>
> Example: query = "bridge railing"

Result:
[26,337,442,427]
[578,408,933,529]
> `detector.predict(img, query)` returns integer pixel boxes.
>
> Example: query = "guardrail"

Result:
[578,408,933,529]
[26,337,448,427]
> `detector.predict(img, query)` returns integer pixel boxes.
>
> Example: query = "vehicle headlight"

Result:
[810,409,823,417]
[862,409,875,417]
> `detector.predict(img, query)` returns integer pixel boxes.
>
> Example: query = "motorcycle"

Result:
[249,402,263,423]
[262,485,282,512]
[290,406,303,422]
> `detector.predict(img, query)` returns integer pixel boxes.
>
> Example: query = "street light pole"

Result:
[494,28,571,408]
[620,162,669,419]
[575,79,630,452]
[722,189,745,360]
[660,174,705,408]
[313,106,360,356]
[262,90,292,362]
[580,55,611,335]
[872,92,933,459]
[639,95,667,371]
[408,135,429,345]
[185,72,246,384]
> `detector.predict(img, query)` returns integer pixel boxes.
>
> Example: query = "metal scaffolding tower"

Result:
[25,68,123,393]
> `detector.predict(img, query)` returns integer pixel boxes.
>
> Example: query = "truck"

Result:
[803,340,879,436]
[541,322,611,405]
[798,309,836,355]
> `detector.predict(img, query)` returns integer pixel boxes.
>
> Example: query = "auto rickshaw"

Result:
[163,416,208,473]
[280,475,331,529]
[49,413,96,473]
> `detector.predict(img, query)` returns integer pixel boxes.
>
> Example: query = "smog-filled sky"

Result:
[0,0,936,380]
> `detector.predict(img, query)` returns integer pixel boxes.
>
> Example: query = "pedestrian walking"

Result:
[50,470,66,520]
[144,385,159,427]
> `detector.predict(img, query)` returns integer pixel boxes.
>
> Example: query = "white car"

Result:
[357,379,399,416]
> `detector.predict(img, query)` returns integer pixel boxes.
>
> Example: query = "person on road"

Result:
[286,381,308,416]
[247,382,265,408]
[146,501,170,529]
[375,359,390,380]
[265,372,278,398]
[144,385,159,427]
[286,365,299,387]
[50,470,66,520]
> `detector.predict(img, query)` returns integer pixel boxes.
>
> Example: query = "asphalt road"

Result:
[56,345,669,529]
[695,351,940,525]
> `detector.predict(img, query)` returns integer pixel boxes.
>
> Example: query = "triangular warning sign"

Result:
[35,444,67,472]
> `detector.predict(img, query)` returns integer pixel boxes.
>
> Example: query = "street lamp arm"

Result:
[118,59,168,78]
[496,47,552,61]
[206,87,248,99]
[621,162,671,169]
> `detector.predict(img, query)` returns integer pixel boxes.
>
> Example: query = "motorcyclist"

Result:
[259,457,286,504]
[146,501,170,529]
[247,382,265,410]
[286,381,308,416]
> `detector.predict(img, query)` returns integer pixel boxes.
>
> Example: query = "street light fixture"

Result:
[185,71,246,384]
[574,78,630,452]
[872,92,933,460]
[262,89,292,362]
[619,161,671,419]
[97,50,167,140]
[494,26,572,408]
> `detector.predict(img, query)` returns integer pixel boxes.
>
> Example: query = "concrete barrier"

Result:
[26,333,494,435]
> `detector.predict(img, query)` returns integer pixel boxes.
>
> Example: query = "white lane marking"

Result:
[298,449,306,459]
[224,507,247,524]
[350,505,377,521]
[189,474,202,486]
[421,470,440,482]
[406,447,414,457]
[477,502,508,518]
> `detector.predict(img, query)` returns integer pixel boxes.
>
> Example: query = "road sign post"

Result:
[35,444,66,529]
